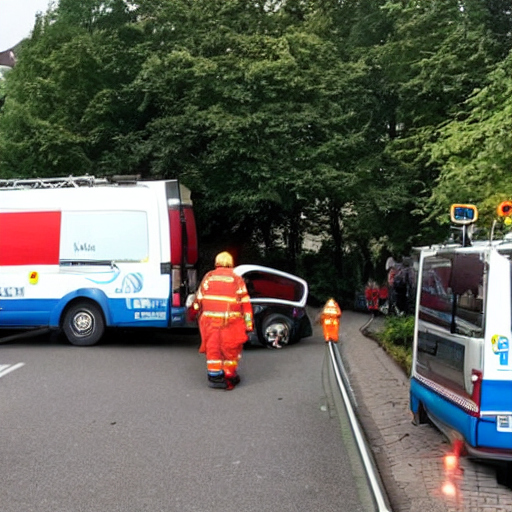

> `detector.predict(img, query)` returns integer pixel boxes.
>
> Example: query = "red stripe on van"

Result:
[0,211,61,265]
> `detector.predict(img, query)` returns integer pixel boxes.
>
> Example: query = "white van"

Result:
[0,176,198,345]
[410,204,512,461]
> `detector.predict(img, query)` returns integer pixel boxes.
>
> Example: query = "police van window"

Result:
[449,253,484,338]
[60,211,149,262]
[419,253,484,338]
[419,256,452,330]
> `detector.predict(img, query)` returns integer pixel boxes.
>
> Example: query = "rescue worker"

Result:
[191,252,254,390]
[365,280,380,312]
[319,298,342,342]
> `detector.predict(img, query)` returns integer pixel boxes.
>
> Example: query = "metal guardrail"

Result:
[323,340,393,512]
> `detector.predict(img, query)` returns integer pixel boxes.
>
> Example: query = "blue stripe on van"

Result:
[477,416,512,450]
[478,379,512,450]
[411,377,512,451]
[480,379,512,412]
[0,298,57,326]
[410,377,478,446]
[0,296,173,329]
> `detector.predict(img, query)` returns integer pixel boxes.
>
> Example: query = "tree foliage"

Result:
[0,0,511,303]
[430,51,512,224]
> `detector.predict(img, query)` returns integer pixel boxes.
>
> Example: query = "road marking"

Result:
[0,363,25,378]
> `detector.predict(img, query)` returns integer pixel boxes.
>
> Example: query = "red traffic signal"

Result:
[497,201,512,217]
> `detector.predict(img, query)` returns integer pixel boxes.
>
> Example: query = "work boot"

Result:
[208,373,227,389]
[225,374,241,390]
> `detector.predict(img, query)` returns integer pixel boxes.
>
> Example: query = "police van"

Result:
[0,176,198,345]
[410,203,512,462]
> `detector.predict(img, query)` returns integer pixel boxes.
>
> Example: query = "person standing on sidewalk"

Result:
[191,252,254,390]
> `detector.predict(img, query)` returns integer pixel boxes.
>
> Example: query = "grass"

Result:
[371,315,414,375]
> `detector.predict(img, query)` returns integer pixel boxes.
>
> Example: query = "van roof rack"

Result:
[0,175,128,189]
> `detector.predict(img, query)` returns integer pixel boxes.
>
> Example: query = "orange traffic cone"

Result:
[320,298,342,342]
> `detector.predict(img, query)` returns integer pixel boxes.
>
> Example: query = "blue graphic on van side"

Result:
[492,334,510,366]
[84,267,121,284]
[116,273,143,293]
[0,286,25,297]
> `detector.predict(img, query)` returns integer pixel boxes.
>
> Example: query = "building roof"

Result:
[0,49,16,68]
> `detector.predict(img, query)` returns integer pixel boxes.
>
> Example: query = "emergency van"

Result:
[410,204,512,462]
[0,176,198,345]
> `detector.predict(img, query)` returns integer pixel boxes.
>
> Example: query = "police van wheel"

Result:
[63,302,105,346]
[412,402,429,426]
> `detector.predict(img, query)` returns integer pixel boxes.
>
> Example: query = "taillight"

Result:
[470,369,483,415]
[172,268,182,307]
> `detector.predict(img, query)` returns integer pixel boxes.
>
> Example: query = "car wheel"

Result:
[260,314,293,348]
[62,301,105,346]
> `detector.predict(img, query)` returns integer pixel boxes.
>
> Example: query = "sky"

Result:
[0,0,55,51]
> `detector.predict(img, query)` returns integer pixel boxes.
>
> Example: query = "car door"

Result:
[234,265,311,346]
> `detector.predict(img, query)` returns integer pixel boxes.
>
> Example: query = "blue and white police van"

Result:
[410,203,512,462]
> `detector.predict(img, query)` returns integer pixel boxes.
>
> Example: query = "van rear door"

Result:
[165,181,198,322]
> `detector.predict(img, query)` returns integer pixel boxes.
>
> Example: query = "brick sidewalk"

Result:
[338,310,512,512]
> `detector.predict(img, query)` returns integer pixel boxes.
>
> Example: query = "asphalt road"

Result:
[0,325,368,512]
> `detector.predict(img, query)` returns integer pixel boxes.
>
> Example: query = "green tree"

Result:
[369,1,502,247]
[121,2,383,278]
[429,50,512,224]
[0,0,141,177]
[1,0,509,303]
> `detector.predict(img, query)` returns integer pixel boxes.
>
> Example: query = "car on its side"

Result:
[234,265,312,348]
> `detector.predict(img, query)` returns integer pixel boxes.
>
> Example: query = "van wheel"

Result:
[412,402,428,426]
[496,462,512,488]
[63,302,105,346]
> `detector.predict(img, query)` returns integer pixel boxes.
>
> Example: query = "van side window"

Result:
[450,253,484,337]
[419,253,484,338]
[419,256,452,330]
[60,211,149,263]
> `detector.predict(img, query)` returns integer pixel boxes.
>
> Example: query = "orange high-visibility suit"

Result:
[365,282,380,312]
[320,298,342,342]
[193,254,253,389]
